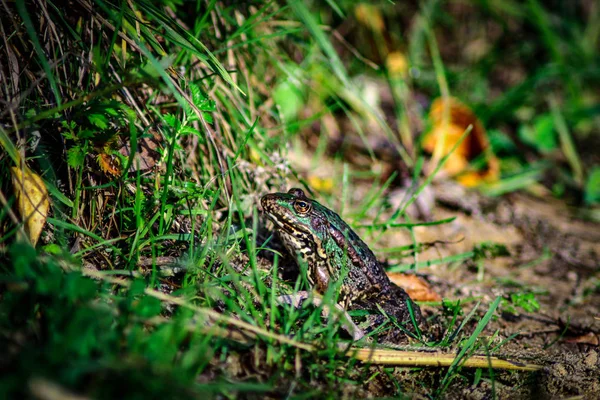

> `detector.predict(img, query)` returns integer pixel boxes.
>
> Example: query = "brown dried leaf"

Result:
[11,167,50,246]
[118,129,162,173]
[7,43,20,92]
[424,97,499,187]
[97,153,121,176]
[564,332,599,346]
[387,272,442,302]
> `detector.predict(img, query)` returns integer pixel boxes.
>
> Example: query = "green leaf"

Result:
[510,293,540,313]
[199,99,215,113]
[129,279,147,297]
[10,242,38,279]
[518,114,556,152]
[42,243,63,255]
[584,167,600,205]
[179,126,205,140]
[488,129,517,153]
[104,106,119,117]
[88,113,110,129]
[67,146,85,168]
[163,114,180,130]
[189,82,205,105]
[78,128,95,139]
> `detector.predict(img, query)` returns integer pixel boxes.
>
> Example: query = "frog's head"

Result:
[260,188,329,259]
[261,188,320,233]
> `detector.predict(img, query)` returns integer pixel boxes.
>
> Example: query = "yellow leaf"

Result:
[307,176,334,193]
[386,52,408,78]
[11,167,50,246]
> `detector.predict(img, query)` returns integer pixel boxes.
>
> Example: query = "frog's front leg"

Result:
[277,291,365,341]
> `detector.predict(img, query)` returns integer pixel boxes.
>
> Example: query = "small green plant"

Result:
[501,292,541,316]
[518,114,557,153]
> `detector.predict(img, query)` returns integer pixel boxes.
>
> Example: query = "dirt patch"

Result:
[384,181,600,398]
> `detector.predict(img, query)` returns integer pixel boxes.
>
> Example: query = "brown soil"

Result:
[361,180,599,399]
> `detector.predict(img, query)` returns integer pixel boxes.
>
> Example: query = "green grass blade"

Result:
[550,96,584,185]
[438,296,502,394]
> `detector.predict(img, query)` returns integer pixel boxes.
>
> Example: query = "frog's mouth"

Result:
[264,211,287,230]
[263,209,300,236]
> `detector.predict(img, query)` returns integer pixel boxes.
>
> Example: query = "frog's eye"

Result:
[293,199,311,214]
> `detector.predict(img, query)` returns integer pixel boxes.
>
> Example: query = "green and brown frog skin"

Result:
[261,188,425,343]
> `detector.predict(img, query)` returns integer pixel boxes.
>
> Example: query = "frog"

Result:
[261,188,425,343]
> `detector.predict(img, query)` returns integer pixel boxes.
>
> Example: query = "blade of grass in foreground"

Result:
[356,216,456,229]
[550,96,584,185]
[82,266,540,371]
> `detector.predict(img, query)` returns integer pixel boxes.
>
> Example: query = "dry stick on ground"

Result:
[81,268,542,371]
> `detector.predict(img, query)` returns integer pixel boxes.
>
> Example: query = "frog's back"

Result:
[312,200,393,296]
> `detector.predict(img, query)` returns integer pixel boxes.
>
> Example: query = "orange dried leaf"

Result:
[425,97,499,186]
[387,272,442,302]
[97,153,121,176]
[11,167,50,246]
[423,123,470,175]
